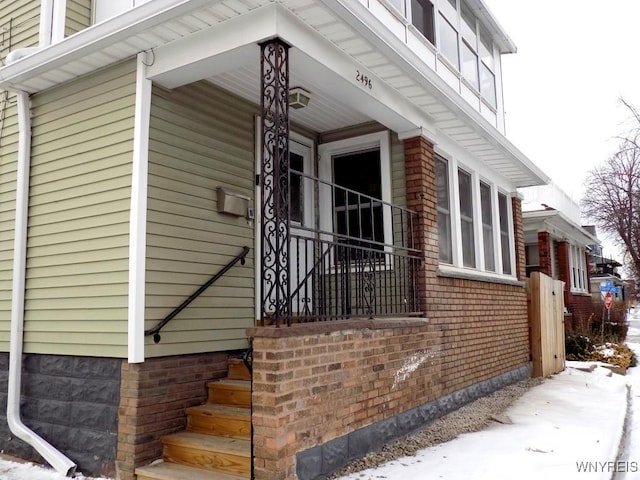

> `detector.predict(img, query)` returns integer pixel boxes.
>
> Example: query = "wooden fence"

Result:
[527,272,566,377]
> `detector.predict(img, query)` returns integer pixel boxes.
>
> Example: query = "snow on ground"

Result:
[0,456,106,480]
[3,312,640,480]
[337,367,628,480]
[616,307,640,480]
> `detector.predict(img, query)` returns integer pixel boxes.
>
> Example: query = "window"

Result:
[498,193,511,275]
[318,132,392,256]
[436,157,452,264]
[479,30,496,107]
[569,245,588,293]
[480,182,494,271]
[435,155,515,277]
[439,14,459,68]
[333,149,384,252]
[290,152,304,224]
[458,169,475,268]
[461,41,479,89]
[411,0,435,44]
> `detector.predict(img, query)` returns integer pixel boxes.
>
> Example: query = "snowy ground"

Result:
[336,309,640,480]
[2,312,640,479]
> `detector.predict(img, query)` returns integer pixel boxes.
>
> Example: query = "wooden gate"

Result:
[527,272,566,377]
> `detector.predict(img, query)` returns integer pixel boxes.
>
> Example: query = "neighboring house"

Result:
[584,226,625,303]
[520,184,598,327]
[0,1,548,480]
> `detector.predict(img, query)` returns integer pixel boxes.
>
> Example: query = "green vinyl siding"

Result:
[145,81,256,357]
[0,92,18,350]
[0,0,40,62]
[25,60,136,357]
[65,0,91,36]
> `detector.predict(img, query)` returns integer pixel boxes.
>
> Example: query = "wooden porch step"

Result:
[227,358,251,381]
[187,404,251,439]
[207,379,251,408]
[136,462,248,480]
[162,431,251,477]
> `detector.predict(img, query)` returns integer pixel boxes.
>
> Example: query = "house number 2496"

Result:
[356,70,373,90]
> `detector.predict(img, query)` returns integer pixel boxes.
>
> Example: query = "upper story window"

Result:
[410,0,435,44]
[436,154,515,277]
[400,0,498,110]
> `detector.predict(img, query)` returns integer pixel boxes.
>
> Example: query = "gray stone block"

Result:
[70,403,117,431]
[38,356,75,377]
[73,357,121,380]
[396,407,422,435]
[70,378,120,405]
[321,435,348,475]
[348,426,375,460]
[296,445,322,480]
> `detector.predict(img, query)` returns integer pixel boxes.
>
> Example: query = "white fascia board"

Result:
[468,0,517,54]
[523,210,599,247]
[0,0,217,91]
[317,0,549,187]
[147,4,276,88]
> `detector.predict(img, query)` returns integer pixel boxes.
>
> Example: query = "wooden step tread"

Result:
[187,404,251,439]
[187,404,250,418]
[162,432,250,456]
[136,462,248,480]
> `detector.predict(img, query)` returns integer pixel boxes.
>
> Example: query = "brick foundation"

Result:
[116,352,228,480]
[248,319,442,480]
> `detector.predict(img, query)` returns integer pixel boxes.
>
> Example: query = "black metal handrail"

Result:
[145,246,250,343]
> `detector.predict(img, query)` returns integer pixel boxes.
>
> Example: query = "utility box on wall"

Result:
[216,187,252,218]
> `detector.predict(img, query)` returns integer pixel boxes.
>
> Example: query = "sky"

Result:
[483,0,640,205]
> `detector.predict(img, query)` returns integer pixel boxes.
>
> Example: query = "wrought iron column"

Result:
[260,39,291,327]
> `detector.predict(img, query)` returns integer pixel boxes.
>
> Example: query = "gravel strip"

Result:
[329,377,543,478]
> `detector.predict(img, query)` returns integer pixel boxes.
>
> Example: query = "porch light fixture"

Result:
[289,87,311,109]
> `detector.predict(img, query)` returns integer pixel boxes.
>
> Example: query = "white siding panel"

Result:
[24,60,136,357]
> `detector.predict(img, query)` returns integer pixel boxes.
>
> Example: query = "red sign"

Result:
[604,292,613,309]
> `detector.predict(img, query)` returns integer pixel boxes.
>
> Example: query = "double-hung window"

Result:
[569,244,588,293]
[435,154,515,277]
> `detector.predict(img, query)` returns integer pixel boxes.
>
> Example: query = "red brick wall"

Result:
[248,320,441,480]
[538,231,552,276]
[116,353,228,480]
[404,137,530,395]
[556,241,571,306]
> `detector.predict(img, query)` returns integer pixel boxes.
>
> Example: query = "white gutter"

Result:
[8,91,77,477]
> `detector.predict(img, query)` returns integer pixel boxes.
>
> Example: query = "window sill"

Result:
[570,290,591,296]
[437,264,524,286]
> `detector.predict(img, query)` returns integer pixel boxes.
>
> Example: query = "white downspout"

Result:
[8,92,77,477]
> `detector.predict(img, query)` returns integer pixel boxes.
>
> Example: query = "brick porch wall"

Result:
[116,352,228,480]
[248,319,442,480]
[404,136,530,395]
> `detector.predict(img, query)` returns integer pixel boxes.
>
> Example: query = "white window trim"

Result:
[569,244,589,294]
[436,151,516,279]
[318,131,392,250]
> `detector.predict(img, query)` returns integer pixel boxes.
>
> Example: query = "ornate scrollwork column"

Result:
[260,39,291,326]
